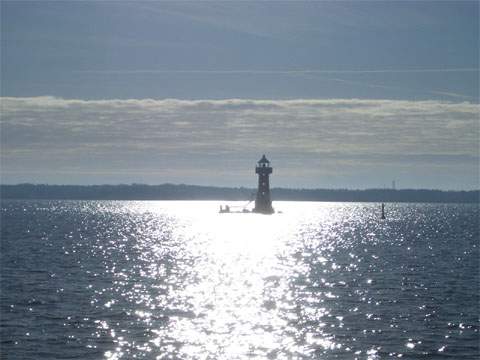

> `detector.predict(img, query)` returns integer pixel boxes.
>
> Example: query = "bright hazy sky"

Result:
[1,1,479,189]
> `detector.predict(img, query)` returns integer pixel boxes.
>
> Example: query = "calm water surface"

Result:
[1,201,479,359]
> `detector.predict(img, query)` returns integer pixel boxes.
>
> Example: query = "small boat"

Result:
[219,205,230,213]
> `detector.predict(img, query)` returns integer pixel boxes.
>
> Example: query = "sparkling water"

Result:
[1,201,478,359]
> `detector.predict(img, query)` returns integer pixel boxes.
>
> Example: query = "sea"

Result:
[1,200,478,359]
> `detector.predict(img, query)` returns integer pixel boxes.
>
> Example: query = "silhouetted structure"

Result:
[381,203,386,219]
[253,155,274,214]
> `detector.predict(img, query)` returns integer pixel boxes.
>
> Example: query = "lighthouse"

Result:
[253,155,274,214]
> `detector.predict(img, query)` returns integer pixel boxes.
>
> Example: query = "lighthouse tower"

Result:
[253,155,274,214]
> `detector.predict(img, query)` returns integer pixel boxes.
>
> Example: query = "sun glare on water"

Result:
[3,200,474,359]
[100,200,339,360]
[94,201,472,360]
[148,202,315,359]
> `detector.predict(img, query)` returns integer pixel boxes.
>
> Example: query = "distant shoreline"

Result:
[1,184,478,203]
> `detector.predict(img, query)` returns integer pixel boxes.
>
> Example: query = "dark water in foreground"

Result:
[1,201,479,359]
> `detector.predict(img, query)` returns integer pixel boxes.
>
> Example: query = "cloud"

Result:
[1,96,478,187]
[75,68,479,75]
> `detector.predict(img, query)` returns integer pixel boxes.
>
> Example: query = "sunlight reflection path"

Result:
[142,201,337,359]
[97,201,433,360]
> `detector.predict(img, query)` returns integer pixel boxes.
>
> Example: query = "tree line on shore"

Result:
[1,184,478,203]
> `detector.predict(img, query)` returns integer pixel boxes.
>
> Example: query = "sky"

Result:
[1,1,479,189]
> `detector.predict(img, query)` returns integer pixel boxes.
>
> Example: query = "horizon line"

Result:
[2,183,478,192]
